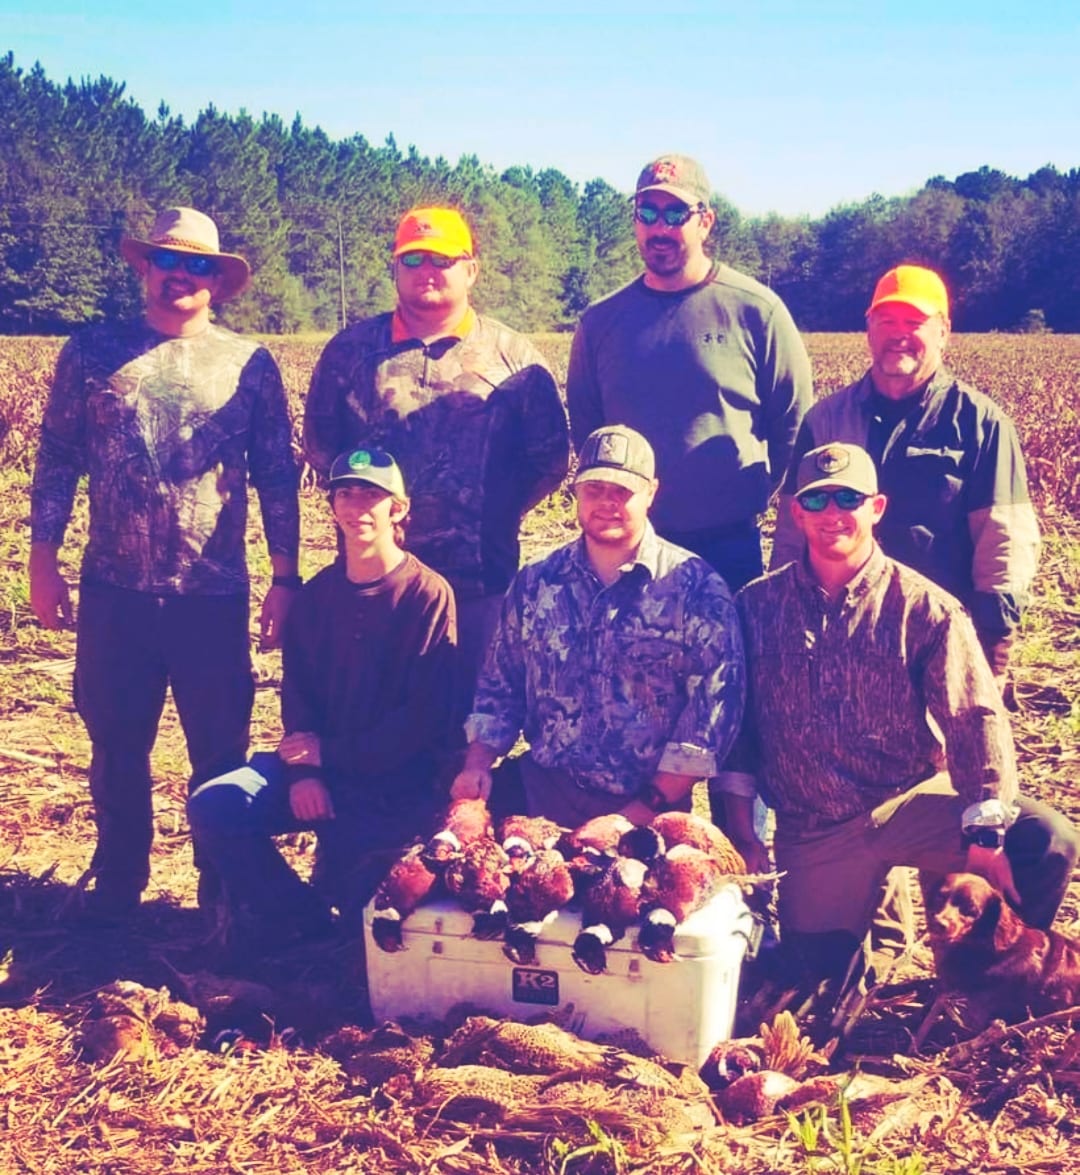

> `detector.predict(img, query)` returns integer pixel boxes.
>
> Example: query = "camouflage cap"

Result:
[796,443,878,497]
[574,425,656,492]
[635,155,712,207]
[328,447,408,499]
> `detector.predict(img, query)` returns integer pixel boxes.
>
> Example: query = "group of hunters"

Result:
[28,152,1079,991]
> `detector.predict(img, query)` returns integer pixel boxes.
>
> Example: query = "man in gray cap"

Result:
[29,206,300,920]
[567,154,812,595]
[452,425,744,827]
[716,442,1078,984]
[188,447,457,946]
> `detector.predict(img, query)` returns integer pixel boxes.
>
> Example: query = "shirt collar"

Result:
[390,305,476,345]
[794,542,888,602]
[569,522,661,582]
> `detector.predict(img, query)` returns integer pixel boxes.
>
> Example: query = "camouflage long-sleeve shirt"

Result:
[31,322,299,595]
[718,545,1018,831]
[466,525,745,797]
[303,312,569,598]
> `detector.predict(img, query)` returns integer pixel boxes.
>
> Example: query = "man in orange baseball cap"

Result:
[773,262,1038,684]
[304,207,569,765]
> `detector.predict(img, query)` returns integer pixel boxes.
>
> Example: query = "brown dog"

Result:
[925,872,1080,1026]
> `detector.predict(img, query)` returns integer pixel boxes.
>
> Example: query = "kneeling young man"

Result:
[718,443,1077,981]
[188,449,457,945]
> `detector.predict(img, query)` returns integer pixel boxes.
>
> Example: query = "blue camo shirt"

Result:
[466,524,745,796]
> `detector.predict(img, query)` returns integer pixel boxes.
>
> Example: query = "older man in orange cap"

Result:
[772,263,1039,682]
[29,206,300,920]
[304,207,569,734]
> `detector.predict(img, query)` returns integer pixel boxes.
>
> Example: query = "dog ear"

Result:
[991,897,1025,952]
[972,889,1004,942]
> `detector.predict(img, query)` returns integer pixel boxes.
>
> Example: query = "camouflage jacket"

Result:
[303,312,569,598]
[31,322,299,595]
[718,545,1019,830]
[466,525,745,797]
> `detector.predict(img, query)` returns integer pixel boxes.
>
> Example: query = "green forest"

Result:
[2,51,1079,336]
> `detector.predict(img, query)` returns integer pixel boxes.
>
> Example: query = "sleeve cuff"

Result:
[712,770,758,799]
[657,741,716,778]
[464,714,518,757]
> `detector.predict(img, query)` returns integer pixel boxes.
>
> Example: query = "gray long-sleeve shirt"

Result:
[566,264,812,533]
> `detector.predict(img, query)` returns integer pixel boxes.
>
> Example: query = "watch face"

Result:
[966,827,1005,849]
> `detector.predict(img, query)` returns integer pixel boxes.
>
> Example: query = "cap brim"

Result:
[120,237,251,301]
[393,240,466,258]
[798,476,877,497]
[574,467,651,492]
[866,294,942,318]
[637,182,704,206]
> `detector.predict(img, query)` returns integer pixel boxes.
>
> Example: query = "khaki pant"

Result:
[775,775,975,937]
[775,772,1078,937]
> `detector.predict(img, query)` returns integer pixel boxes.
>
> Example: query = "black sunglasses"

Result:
[634,201,704,228]
[398,251,468,270]
[797,487,870,512]
[148,249,218,277]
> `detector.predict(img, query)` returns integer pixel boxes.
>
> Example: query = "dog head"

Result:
[926,873,1024,953]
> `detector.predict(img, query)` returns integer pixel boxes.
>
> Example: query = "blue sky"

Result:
[4,1,1078,217]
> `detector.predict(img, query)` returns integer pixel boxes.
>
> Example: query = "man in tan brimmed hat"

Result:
[29,205,300,921]
[772,263,1039,684]
[304,205,569,735]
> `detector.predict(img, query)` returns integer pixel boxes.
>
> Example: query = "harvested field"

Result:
[0,332,1077,1173]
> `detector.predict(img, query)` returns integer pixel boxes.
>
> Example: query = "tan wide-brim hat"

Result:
[120,207,251,301]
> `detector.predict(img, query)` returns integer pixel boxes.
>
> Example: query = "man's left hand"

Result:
[259,584,295,650]
[965,843,1021,906]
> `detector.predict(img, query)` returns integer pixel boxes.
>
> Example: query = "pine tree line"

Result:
[2,52,1078,335]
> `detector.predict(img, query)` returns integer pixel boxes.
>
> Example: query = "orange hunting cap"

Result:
[393,207,474,259]
[867,265,950,319]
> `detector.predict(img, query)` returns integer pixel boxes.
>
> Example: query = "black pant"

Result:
[75,581,253,895]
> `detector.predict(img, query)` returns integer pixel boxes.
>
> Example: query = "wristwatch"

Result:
[962,825,1006,850]
[961,798,1016,851]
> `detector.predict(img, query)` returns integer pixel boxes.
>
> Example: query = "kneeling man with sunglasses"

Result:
[716,442,1078,987]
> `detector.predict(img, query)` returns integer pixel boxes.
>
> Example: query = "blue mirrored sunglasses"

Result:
[148,249,218,277]
[797,487,870,512]
[634,201,704,228]
[398,251,468,270]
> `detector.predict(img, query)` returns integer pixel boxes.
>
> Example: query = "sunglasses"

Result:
[148,249,218,277]
[398,251,468,270]
[797,487,870,512]
[634,201,704,228]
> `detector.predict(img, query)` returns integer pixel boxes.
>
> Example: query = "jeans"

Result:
[188,752,443,931]
[75,581,253,896]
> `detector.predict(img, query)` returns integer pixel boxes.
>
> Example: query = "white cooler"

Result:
[363,883,753,1067]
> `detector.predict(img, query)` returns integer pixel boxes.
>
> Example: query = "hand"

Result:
[732,834,772,875]
[451,768,493,802]
[29,547,73,629]
[278,731,322,768]
[289,777,335,822]
[258,584,295,651]
[965,843,1021,906]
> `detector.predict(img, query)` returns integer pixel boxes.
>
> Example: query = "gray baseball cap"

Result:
[796,443,878,497]
[574,425,656,492]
